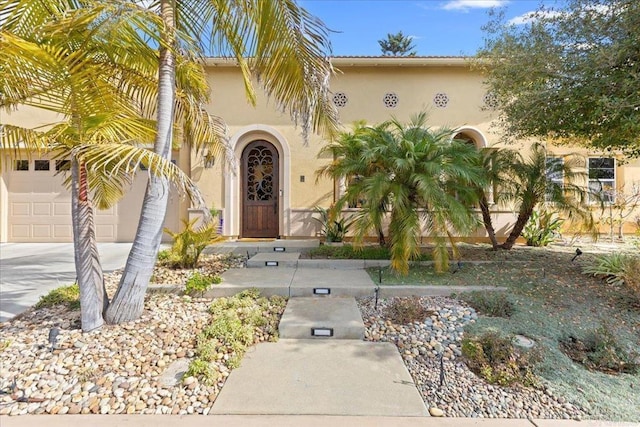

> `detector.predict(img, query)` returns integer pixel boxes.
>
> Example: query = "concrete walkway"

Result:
[0,243,132,322]
[1,415,636,427]
[211,339,428,416]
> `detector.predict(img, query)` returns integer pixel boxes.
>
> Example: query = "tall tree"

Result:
[378,31,417,56]
[1,0,219,331]
[107,0,340,323]
[475,144,596,250]
[317,113,485,274]
[477,0,640,157]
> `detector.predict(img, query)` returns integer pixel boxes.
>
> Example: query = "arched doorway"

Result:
[241,140,280,238]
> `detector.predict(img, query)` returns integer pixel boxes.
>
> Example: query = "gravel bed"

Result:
[358,295,587,420]
[0,254,251,416]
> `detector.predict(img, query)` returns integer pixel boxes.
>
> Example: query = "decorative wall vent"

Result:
[433,92,449,108]
[332,92,348,108]
[383,92,399,108]
[483,92,499,109]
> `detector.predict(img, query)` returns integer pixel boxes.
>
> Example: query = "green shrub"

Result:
[0,340,11,353]
[185,359,220,385]
[187,290,287,384]
[521,210,564,247]
[582,253,640,301]
[460,291,514,318]
[156,249,171,263]
[35,283,80,310]
[462,331,540,387]
[185,271,221,296]
[307,244,429,260]
[313,206,353,243]
[560,325,639,374]
[164,218,223,268]
[384,297,433,324]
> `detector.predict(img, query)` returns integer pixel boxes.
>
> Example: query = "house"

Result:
[1,56,639,243]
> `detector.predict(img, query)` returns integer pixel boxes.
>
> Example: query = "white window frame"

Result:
[588,157,616,204]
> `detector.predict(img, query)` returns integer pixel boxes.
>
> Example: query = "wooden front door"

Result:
[241,141,279,238]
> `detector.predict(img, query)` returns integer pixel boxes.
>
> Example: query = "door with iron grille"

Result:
[241,141,279,238]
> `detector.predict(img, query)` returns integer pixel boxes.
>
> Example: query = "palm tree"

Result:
[472,147,520,249]
[481,143,595,250]
[1,0,218,331]
[318,113,485,274]
[108,0,340,323]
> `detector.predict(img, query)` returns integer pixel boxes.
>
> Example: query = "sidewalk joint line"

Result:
[288,266,298,297]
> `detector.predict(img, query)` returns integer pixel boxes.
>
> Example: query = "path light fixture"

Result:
[374,285,380,310]
[439,352,445,387]
[451,260,463,274]
[48,327,60,352]
[571,248,583,262]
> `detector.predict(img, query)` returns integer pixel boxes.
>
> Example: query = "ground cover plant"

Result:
[34,283,81,310]
[187,289,287,384]
[356,242,639,421]
[461,330,541,387]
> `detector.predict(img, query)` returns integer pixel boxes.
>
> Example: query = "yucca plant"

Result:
[521,210,564,247]
[313,206,353,243]
[582,253,640,297]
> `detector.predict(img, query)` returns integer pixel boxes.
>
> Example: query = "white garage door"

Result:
[4,156,179,243]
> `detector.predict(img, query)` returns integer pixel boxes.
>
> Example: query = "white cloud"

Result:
[441,0,508,11]
[508,10,563,25]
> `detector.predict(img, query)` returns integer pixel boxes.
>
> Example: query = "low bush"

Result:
[35,283,80,310]
[185,359,220,386]
[560,325,639,374]
[384,297,433,324]
[582,253,640,301]
[462,331,540,387]
[307,244,430,261]
[185,271,221,297]
[521,210,564,247]
[187,289,287,383]
[163,218,223,269]
[460,291,515,318]
[156,249,171,263]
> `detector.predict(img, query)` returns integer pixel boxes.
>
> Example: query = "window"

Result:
[14,160,29,171]
[588,157,615,203]
[545,156,564,201]
[55,160,70,171]
[34,160,50,171]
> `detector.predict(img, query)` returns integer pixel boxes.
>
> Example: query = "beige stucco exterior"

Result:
[2,56,639,242]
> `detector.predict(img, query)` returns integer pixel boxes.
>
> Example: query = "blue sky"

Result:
[300,0,564,56]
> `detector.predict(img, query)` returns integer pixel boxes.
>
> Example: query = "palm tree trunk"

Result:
[478,191,499,249]
[71,158,107,332]
[106,0,176,324]
[500,204,534,250]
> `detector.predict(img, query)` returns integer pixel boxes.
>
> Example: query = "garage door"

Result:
[3,156,179,243]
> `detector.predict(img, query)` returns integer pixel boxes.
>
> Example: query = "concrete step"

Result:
[278,297,365,340]
[210,339,428,416]
[246,252,301,268]
[205,239,319,257]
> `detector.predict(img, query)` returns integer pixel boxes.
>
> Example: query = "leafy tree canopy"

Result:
[378,31,416,56]
[477,0,640,157]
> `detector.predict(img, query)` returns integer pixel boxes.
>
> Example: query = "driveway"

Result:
[0,243,132,322]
